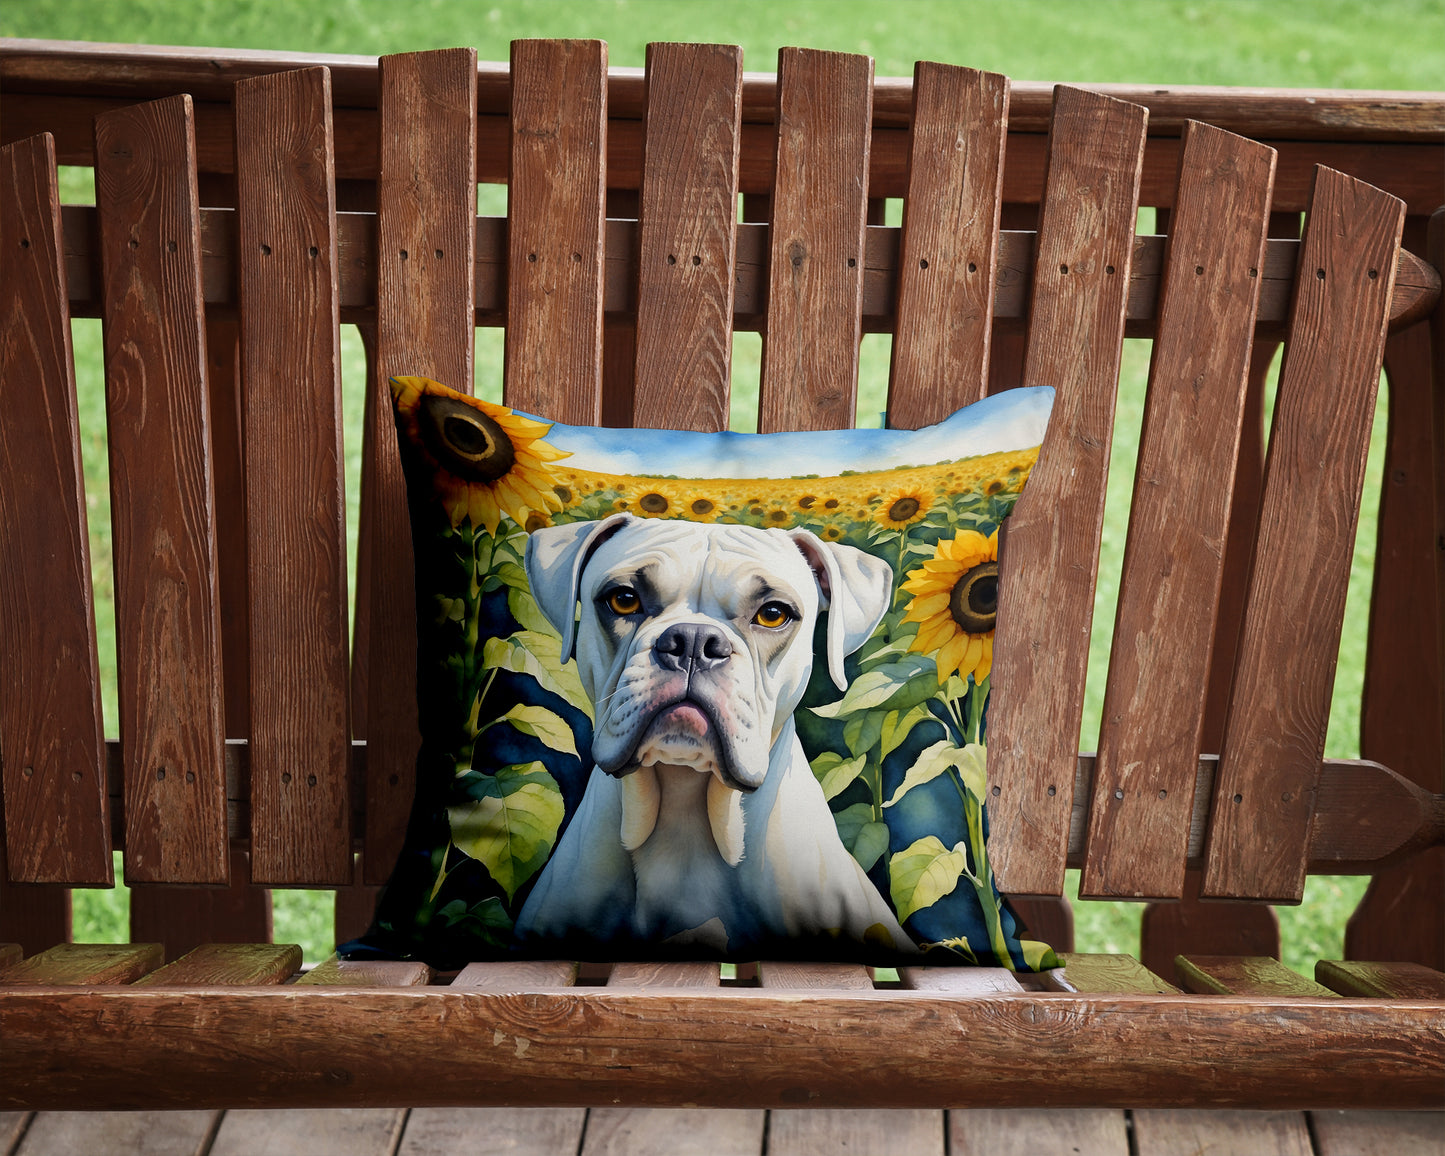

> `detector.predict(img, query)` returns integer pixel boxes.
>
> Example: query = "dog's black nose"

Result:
[654,622,732,674]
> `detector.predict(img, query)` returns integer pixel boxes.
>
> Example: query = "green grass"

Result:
[20,0,1439,969]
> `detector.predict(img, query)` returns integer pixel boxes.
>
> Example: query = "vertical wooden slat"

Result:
[93,95,228,884]
[1082,123,1275,900]
[0,869,70,956]
[505,39,606,425]
[233,68,352,885]
[0,132,111,884]
[983,88,1148,895]
[757,48,873,434]
[631,42,742,434]
[129,847,271,962]
[888,63,1009,427]
[1204,167,1406,902]
[361,47,477,884]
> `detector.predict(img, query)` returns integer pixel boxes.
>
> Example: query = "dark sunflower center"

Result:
[690,498,714,515]
[888,496,921,522]
[639,492,669,513]
[418,396,517,482]
[949,561,999,634]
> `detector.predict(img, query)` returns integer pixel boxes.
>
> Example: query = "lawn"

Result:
[8,0,1441,968]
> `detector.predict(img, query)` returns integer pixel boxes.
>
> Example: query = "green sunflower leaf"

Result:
[808,653,938,717]
[843,710,885,760]
[506,586,556,636]
[501,704,578,757]
[882,740,985,808]
[889,835,969,922]
[851,821,891,873]
[483,630,592,720]
[447,761,565,901]
[831,802,875,850]
[878,703,938,761]
[810,750,869,802]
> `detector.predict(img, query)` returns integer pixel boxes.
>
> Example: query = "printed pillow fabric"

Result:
[346,375,1058,971]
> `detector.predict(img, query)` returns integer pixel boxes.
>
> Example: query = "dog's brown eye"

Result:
[606,588,642,615]
[753,602,793,629]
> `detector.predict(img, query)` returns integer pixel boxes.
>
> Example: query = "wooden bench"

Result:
[0,37,1442,1127]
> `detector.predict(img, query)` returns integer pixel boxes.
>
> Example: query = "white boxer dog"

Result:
[513,512,917,957]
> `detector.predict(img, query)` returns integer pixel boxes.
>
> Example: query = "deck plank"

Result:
[208,1109,404,1156]
[399,1108,587,1156]
[582,1108,763,1156]
[769,1109,944,1156]
[15,1111,218,1156]
[1132,1110,1312,1156]
[1310,1110,1445,1156]
[951,1109,1128,1155]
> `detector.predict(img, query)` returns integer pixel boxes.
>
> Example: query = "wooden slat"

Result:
[950,1109,1129,1156]
[899,966,1024,993]
[609,962,719,988]
[769,1110,944,1156]
[1,1113,31,1154]
[297,954,433,987]
[14,1111,219,1156]
[131,942,300,986]
[1348,851,1445,971]
[1310,1110,1445,1156]
[1132,1110,1312,1156]
[984,87,1148,895]
[0,942,162,984]
[1138,868,1279,981]
[504,39,606,424]
[0,871,70,956]
[757,961,872,990]
[582,1108,762,1156]
[233,67,352,886]
[400,1109,588,1156]
[1083,123,1275,900]
[360,49,476,887]
[757,48,873,434]
[1058,953,1181,994]
[209,1109,405,1156]
[93,95,228,885]
[128,847,271,962]
[0,132,110,885]
[1175,955,1336,997]
[1204,167,1406,902]
[888,63,1009,426]
[452,960,578,988]
[1316,960,1445,999]
[630,42,741,433]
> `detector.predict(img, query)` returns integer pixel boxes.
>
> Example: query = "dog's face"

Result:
[526,514,891,863]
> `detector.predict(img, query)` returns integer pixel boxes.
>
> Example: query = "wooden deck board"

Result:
[15,1111,218,1156]
[951,1109,1128,1156]
[208,1109,404,1156]
[1132,1110,1313,1156]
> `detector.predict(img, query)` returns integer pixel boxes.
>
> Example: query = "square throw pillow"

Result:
[346,375,1057,971]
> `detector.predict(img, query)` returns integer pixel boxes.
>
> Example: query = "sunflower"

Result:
[632,482,686,519]
[680,492,720,523]
[874,486,933,530]
[390,376,569,535]
[900,529,999,685]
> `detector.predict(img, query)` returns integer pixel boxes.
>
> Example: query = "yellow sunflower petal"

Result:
[974,636,994,683]
[960,634,985,679]
[936,631,971,681]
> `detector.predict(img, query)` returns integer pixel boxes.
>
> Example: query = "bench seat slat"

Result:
[1316,959,1445,999]
[1056,952,1181,994]
[985,87,1148,896]
[130,942,301,986]
[0,942,163,984]
[887,63,1008,426]
[756,961,872,990]
[1205,167,1407,903]
[1176,955,1337,997]
[898,966,1024,993]
[93,95,230,886]
[1084,122,1276,901]
[504,39,606,424]
[758,48,873,434]
[631,43,742,434]
[451,960,579,988]
[298,953,433,987]
[233,67,353,886]
[0,133,111,886]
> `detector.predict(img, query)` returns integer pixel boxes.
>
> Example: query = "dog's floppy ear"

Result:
[788,530,893,690]
[525,513,633,663]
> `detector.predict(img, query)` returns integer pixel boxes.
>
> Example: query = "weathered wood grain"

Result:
[0,944,19,967]
[2,987,1442,1109]
[1132,1110,1313,1156]
[504,39,606,424]
[128,847,271,961]
[1058,953,1181,994]
[1084,123,1275,900]
[0,942,162,984]
[631,42,741,433]
[950,1109,1128,1156]
[984,87,1148,895]
[452,960,578,988]
[0,872,70,956]
[93,95,229,886]
[1310,1110,1445,1156]
[361,49,477,885]
[400,1108,588,1156]
[233,67,352,886]
[208,1109,405,1156]
[769,1110,943,1156]
[582,1108,764,1156]
[1,1113,31,1154]
[1316,960,1445,999]
[757,962,872,990]
[1175,955,1336,997]
[1138,869,1279,980]
[899,967,1024,993]
[1348,850,1445,972]
[1204,167,1406,902]
[131,942,300,986]
[609,962,720,988]
[298,953,433,987]
[757,48,873,434]
[0,133,110,885]
[14,1110,219,1156]
[888,63,1008,426]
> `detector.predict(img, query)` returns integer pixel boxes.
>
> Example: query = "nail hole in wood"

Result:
[128,239,139,250]
[1233,792,1243,803]
[282,772,292,784]
[990,785,1000,797]
[919,258,929,269]
[1059,263,1069,274]
[847,257,857,268]
[1368,268,1379,279]
[1248,268,1258,277]
[572,252,582,262]
[528,253,537,263]
[435,249,444,260]
[1158,789,1168,799]
[1315,268,1326,280]
[1046,785,1056,797]
[260,244,271,256]
[967,261,977,273]
[308,246,319,258]
[186,771,195,784]
[1194,265,1204,275]
[400,249,409,260]
[22,766,33,778]
[71,771,82,783]
[1113,788,1124,800]
[668,254,677,265]
[1105,264,1115,275]
[19,238,30,249]
[308,774,318,787]
[692,255,701,266]
[167,240,177,253]
[156,768,166,781]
